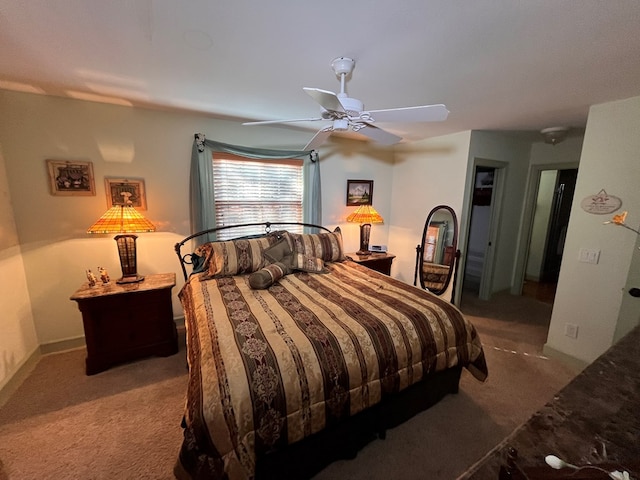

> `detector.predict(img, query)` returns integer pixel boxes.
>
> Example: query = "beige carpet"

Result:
[0,342,188,480]
[0,291,578,480]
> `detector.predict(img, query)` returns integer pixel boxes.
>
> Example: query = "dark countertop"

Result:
[460,325,640,479]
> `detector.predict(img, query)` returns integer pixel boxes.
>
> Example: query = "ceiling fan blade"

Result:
[304,128,333,150]
[366,104,449,123]
[356,124,402,145]
[243,117,323,126]
[303,87,345,114]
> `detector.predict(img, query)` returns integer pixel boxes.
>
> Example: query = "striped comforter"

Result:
[177,260,487,480]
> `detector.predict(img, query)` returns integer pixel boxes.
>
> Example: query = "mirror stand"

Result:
[413,205,459,303]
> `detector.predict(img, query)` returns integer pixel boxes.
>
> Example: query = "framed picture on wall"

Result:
[46,160,96,196]
[346,180,374,206]
[105,177,147,210]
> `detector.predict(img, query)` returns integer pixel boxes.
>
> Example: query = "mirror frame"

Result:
[416,205,459,300]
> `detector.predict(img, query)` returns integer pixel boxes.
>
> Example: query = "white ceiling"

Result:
[2,1,640,144]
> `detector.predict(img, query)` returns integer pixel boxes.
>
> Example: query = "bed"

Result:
[173,223,488,480]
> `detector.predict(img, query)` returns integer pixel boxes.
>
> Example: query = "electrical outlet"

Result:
[564,323,579,339]
[579,248,600,264]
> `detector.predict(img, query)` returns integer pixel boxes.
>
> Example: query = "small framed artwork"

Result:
[346,180,374,206]
[46,160,96,196]
[105,177,147,210]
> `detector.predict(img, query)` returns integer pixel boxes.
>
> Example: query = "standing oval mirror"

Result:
[414,205,459,300]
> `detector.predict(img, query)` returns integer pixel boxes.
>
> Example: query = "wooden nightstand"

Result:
[70,272,178,375]
[346,252,396,275]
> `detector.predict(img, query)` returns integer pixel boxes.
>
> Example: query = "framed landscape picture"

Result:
[346,180,373,206]
[46,160,95,196]
[105,177,147,210]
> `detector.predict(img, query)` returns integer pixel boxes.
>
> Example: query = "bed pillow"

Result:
[189,247,209,274]
[248,262,291,289]
[263,237,294,267]
[264,236,325,273]
[288,227,345,263]
[292,254,325,273]
[199,235,280,279]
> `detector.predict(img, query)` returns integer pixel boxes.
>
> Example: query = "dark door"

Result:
[541,169,578,282]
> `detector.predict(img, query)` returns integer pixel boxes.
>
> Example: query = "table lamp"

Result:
[346,204,384,256]
[87,192,156,284]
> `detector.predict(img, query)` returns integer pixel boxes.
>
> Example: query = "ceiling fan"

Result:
[243,57,450,150]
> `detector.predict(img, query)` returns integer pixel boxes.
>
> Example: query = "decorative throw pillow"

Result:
[263,237,294,268]
[288,227,345,263]
[292,254,325,273]
[248,262,290,289]
[192,242,214,274]
[202,235,278,279]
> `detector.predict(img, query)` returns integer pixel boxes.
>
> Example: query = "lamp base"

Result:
[358,223,372,257]
[116,274,145,284]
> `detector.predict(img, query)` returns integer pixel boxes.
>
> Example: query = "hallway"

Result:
[521,279,556,305]
[460,289,557,355]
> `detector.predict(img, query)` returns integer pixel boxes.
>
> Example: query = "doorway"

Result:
[521,167,578,304]
[460,162,505,302]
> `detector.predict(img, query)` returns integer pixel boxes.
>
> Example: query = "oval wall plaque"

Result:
[580,189,622,215]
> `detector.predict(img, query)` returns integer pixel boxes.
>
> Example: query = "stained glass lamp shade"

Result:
[87,199,156,284]
[346,204,384,256]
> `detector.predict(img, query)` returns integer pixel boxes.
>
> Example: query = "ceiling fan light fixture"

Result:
[333,118,349,131]
[338,96,363,116]
[541,126,569,145]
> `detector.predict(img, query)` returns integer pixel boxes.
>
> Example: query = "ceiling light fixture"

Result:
[540,127,570,146]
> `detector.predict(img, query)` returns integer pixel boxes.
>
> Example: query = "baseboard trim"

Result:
[0,346,41,409]
[542,344,588,373]
[1,316,186,407]
[40,336,86,355]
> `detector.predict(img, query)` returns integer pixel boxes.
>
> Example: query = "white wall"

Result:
[615,234,640,342]
[389,131,472,297]
[0,90,394,347]
[312,137,395,253]
[529,135,584,168]
[546,95,640,364]
[0,147,39,391]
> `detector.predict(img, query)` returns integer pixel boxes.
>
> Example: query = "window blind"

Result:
[212,154,303,240]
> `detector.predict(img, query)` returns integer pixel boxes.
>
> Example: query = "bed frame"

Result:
[174,222,333,281]
[173,222,464,479]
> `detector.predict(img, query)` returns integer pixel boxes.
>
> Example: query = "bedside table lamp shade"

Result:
[87,203,156,284]
[346,204,384,256]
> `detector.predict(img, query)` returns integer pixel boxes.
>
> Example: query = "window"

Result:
[212,153,303,240]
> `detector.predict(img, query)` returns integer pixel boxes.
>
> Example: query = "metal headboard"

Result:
[174,221,331,281]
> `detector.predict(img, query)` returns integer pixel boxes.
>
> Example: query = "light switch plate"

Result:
[579,248,600,264]
[564,323,579,339]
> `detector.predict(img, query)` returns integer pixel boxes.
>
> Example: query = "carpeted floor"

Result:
[0,290,578,480]
[0,341,188,480]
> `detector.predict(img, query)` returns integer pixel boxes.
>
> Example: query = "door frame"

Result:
[456,158,507,304]
[511,161,579,295]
